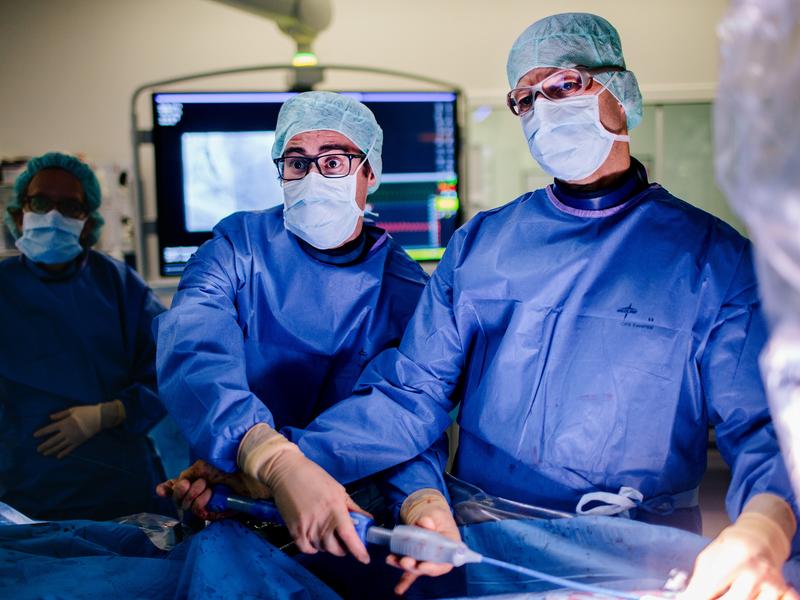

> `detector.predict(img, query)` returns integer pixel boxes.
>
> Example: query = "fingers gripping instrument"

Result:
[209,486,675,599]
[208,484,373,542]
[208,485,479,565]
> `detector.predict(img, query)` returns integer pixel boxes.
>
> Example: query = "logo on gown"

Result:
[617,304,655,330]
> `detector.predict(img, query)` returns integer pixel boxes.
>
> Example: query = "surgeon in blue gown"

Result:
[154,92,451,582]
[0,152,171,520]
[274,14,800,600]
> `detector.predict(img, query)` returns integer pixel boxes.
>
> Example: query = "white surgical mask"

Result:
[15,210,86,264]
[283,171,364,250]
[522,91,630,182]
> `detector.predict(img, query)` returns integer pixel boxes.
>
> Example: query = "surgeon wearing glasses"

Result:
[154,92,449,583]
[0,152,171,520]
[267,13,800,599]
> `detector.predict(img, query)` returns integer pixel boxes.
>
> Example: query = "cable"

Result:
[480,555,643,600]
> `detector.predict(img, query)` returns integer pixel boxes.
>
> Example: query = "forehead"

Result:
[516,67,567,87]
[27,168,84,198]
[284,130,359,153]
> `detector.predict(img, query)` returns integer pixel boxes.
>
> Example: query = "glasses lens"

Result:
[60,200,87,219]
[319,154,353,178]
[541,69,585,99]
[280,157,310,180]
[28,195,54,214]
[509,89,535,115]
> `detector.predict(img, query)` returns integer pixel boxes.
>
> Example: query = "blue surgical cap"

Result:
[507,13,643,130]
[5,152,105,246]
[271,91,384,193]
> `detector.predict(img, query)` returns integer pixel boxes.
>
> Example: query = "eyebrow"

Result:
[318,143,357,153]
[283,143,358,156]
[283,144,307,155]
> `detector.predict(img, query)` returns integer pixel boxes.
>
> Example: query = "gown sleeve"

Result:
[155,228,273,472]
[702,244,800,545]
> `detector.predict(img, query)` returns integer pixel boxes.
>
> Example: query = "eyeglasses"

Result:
[273,153,366,181]
[23,194,88,219]
[506,65,625,116]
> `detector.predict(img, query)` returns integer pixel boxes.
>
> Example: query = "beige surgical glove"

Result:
[34,400,126,459]
[155,459,270,521]
[237,423,370,563]
[387,489,461,596]
[681,493,799,600]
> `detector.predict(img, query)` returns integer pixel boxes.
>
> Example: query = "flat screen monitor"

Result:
[152,91,460,276]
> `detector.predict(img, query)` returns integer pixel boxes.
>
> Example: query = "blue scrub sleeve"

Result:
[703,247,800,535]
[156,233,274,472]
[376,436,451,521]
[117,285,168,435]
[290,232,467,483]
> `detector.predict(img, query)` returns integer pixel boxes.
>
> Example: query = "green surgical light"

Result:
[292,51,319,67]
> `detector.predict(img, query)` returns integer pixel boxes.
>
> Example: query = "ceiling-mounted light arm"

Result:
[212,0,331,63]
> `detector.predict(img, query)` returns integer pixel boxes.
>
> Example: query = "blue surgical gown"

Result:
[0,251,170,520]
[154,207,443,507]
[291,183,799,538]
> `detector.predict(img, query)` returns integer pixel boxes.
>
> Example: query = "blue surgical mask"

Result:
[283,171,364,250]
[522,92,630,182]
[15,210,86,264]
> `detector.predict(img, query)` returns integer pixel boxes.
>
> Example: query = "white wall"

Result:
[0,0,728,163]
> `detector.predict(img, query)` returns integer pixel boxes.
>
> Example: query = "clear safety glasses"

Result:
[274,153,366,181]
[506,65,625,116]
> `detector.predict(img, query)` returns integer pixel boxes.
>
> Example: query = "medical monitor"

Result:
[152,91,460,276]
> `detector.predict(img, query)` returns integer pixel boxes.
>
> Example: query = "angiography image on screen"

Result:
[181,131,283,232]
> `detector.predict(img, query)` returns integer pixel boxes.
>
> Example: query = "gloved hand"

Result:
[155,459,270,521]
[238,423,371,563]
[387,488,461,595]
[681,493,799,600]
[33,399,125,459]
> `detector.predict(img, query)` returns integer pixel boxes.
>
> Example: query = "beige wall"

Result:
[1,0,727,163]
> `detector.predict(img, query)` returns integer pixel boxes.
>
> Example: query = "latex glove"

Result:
[387,488,461,596]
[238,423,371,563]
[155,459,270,521]
[681,493,799,600]
[33,400,125,459]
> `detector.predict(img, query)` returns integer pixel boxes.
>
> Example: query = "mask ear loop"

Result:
[354,136,380,219]
[353,133,377,179]
[592,74,631,142]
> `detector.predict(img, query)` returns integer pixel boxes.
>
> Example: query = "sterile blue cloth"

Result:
[454,517,800,597]
[457,516,709,597]
[12,512,792,599]
[155,206,441,508]
[0,518,339,599]
[0,250,171,520]
[290,180,799,544]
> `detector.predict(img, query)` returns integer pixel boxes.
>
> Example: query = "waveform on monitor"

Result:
[378,221,431,233]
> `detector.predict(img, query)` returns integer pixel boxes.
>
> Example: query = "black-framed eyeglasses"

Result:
[506,65,625,116]
[23,194,88,219]
[273,153,366,181]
